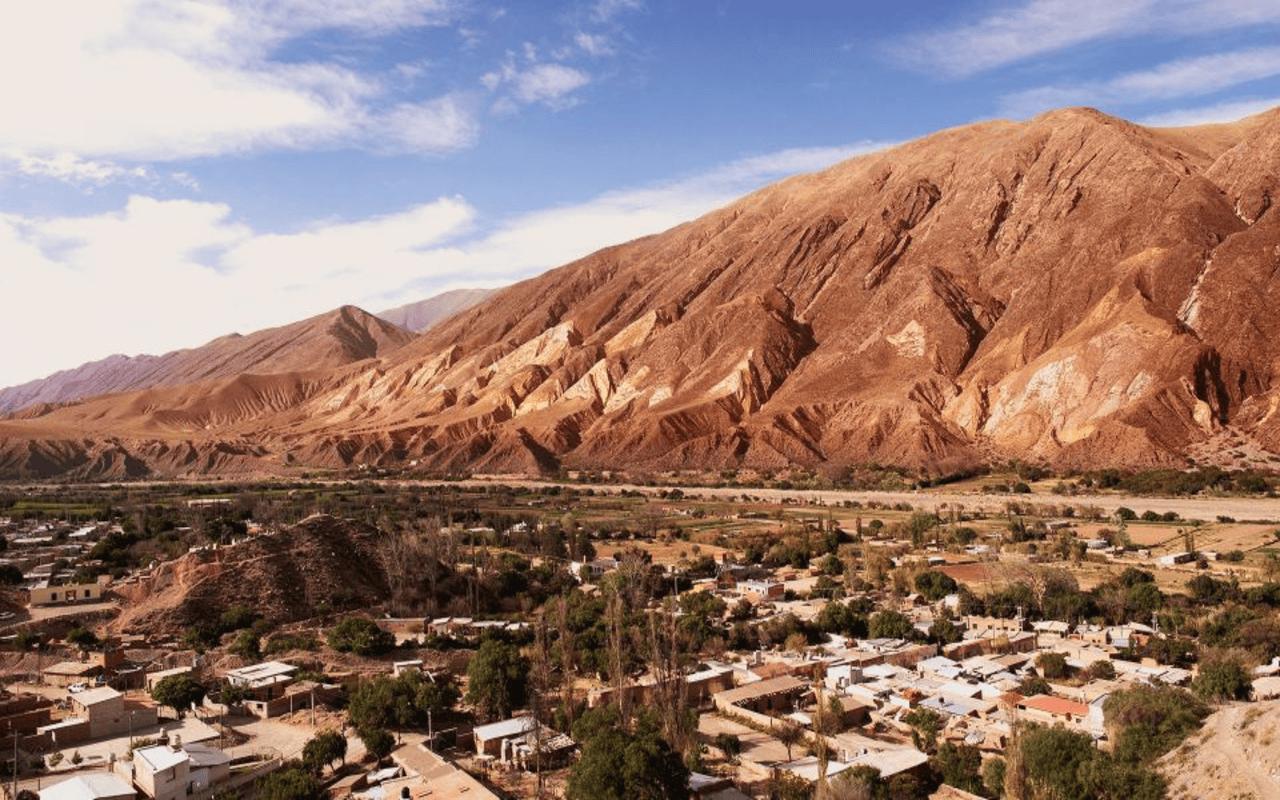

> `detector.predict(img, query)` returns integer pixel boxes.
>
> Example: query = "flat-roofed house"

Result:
[40,773,137,800]
[222,661,298,698]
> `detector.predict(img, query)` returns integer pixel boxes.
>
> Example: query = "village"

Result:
[0,477,1277,799]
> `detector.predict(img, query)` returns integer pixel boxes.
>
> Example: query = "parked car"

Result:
[68,682,88,693]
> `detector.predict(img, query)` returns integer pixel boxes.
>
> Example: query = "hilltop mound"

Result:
[110,515,444,637]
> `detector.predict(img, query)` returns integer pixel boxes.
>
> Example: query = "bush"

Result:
[714,732,741,758]
[1192,652,1253,702]
[326,617,395,657]
[1104,684,1209,763]
[1036,652,1068,679]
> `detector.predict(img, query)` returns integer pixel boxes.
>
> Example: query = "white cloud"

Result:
[377,95,482,153]
[590,0,643,24]
[0,0,477,166]
[1001,46,1280,118]
[0,141,888,388]
[12,154,149,186]
[482,53,591,111]
[243,0,461,36]
[1140,97,1280,127]
[896,0,1280,78]
[575,32,615,57]
[512,64,592,106]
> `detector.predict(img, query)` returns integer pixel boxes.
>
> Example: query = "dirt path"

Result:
[1161,700,1280,800]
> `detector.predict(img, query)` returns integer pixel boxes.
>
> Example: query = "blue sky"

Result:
[4,0,1280,388]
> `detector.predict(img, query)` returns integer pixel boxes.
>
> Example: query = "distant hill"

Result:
[376,288,495,333]
[0,305,412,414]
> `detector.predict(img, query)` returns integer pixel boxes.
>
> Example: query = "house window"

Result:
[50,593,58,601]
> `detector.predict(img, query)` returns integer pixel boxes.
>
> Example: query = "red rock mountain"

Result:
[6,106,1280,479]
[376,288,496,333]
[0,306,412,413]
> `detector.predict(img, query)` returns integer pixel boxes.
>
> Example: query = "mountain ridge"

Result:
[0,305,413,416]
[6,106,1280,479]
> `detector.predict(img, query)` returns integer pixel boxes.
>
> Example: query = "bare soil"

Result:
[1160,700,1280,800]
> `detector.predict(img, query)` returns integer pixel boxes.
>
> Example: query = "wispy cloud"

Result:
[589,0,642,24]
[11,154,149,186]
[1001,46,1280,118]
[0,140,888,388]
[376,95,482,153]
[895,0,1280,78]
[575,32,615,57]
[482,51,591,112]
[1140,96,1280,127]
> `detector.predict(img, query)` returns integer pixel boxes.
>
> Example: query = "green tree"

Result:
[1103,684,1209,764]
[1079,752,1166,800]
[465,638,530,721]
[347,672,459,732]
[150,674,207,718]
[65,626,98,649]
[913,570,958,601]
[776,720,804,761]
[566,708,690,800]
[931,742,983,795]
[326,617,395,657]
[301,730,346,775]
[868,610,915,640]
[257,765,323,800]
[230,630,262,661]
[831,765,882,799]
[928,618,963,646]
[1019,724,1095,800]
[359,728,395,763]
[902,708,943,754]
[1191,651,1253,702]
[981,756,1006,798]
[0,565,23,585]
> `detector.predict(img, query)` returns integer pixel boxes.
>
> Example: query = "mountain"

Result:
[376,288,496,333]
[5,106,1280,479]
[0,305,414,415]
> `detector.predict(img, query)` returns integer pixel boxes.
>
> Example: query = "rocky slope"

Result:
[376,288,496,333]
[6,106,1280,478]
[0,305,412,414]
